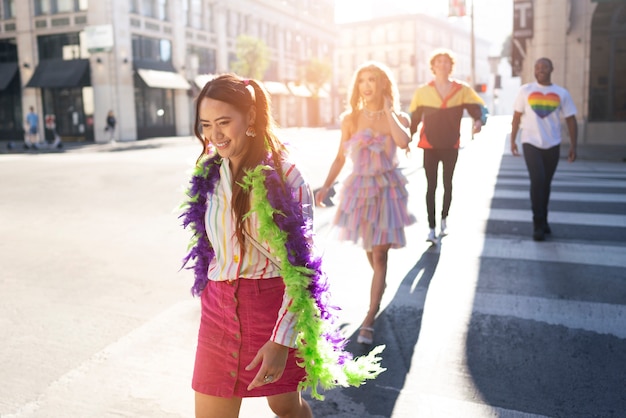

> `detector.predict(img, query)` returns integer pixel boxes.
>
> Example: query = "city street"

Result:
[1,116,625,418]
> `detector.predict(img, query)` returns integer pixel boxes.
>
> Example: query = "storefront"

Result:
[25,58,93,142]
[133,63,190,139]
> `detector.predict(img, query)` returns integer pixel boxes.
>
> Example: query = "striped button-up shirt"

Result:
[204,158,314,347]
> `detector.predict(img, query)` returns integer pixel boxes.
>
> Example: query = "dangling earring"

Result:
[245,126,257,138]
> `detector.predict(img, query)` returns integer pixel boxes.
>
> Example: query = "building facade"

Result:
[335,13,493,113]
[513,0,625,150]
[0,0,335,143]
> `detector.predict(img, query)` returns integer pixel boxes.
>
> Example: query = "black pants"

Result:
[522,143,560,226]
[423,148,459,229]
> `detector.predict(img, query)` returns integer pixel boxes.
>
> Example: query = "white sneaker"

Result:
[426,228,437,243]
[440,218,448,236]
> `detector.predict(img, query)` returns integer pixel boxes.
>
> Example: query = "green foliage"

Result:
[303,57,332,98]
[231,34,269,80]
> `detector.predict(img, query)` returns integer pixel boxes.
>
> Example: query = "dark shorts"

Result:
[29,126,38,135]
[192,277,306,398]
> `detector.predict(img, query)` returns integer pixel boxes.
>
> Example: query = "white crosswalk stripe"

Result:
[397,126,626,417]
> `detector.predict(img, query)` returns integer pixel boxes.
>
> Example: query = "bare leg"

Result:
[359,245,390,341]
[267,391,313,418]
[195,392,242,418]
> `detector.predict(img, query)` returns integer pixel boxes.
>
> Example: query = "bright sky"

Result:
[334,0,513,54]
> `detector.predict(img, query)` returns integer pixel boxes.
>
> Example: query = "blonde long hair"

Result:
[342,61,400,127]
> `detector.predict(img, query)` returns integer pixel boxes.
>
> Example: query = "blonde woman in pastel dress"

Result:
[315,61,415,345]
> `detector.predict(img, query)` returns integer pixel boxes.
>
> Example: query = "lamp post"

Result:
[449,0,475,85]
[470,0,475,87]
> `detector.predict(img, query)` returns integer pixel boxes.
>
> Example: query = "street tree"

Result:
[231,34,269,80]
[303,57,332,126]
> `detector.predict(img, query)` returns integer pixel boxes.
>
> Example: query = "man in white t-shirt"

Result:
[510,57,578,241]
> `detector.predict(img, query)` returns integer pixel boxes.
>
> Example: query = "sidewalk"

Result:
[0,136,197,155]
[2,127,625,162]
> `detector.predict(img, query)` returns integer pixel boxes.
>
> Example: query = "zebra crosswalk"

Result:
[415,139,626,418]
[307,129,626,417]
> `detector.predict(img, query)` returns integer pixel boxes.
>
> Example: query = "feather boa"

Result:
[180,153,385,400]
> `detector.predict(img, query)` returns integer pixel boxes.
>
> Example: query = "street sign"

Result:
[84,24,114,54]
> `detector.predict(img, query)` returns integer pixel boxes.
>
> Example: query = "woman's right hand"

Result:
[245,340,289,391]
[315,187,329,207]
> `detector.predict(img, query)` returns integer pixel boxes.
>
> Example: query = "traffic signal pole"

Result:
[470,0,475,87]
[470,0,476,140]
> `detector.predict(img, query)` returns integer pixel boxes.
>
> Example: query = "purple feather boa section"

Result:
[180,154,221,296]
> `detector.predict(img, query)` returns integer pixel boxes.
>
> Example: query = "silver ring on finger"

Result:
[263,374,274,384]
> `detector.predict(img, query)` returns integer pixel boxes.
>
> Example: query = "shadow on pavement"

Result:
[307,247,441,417]
[466,154,626,417]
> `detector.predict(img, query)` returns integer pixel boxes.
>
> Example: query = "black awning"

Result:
[26,59,91,88]
[0,62,18,90]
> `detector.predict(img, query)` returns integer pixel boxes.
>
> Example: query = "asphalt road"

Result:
[1,116,625,417]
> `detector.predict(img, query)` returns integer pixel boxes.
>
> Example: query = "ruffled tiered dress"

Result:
[334,129,415,251]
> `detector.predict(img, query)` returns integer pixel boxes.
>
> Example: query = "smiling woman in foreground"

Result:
[180,73,385,418]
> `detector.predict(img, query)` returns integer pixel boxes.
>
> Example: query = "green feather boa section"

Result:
[241,164,386,400]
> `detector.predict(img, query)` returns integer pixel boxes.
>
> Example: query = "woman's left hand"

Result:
[245,340,289,391]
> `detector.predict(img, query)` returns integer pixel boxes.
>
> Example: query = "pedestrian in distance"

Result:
[25,106,40,149]
[510,57,578,241]
[315,61,415,346]
[408,48,485,244]
[105,110,116,142]
[180,73,385,418]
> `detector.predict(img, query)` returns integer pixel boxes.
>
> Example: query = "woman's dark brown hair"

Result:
[193,73,287,248]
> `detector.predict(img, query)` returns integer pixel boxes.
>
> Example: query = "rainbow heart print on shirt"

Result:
[528,92,560,118]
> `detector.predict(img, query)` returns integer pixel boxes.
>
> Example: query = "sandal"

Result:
[357,326,374,345]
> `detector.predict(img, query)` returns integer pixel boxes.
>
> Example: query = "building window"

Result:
[205,3,214,32]
[142,0,154,17]
[182,0,188,26]
[132,35,173,67]
[371,27,384,45]
[57,0,73,13]
[188,45,216,74]
[285,30,292,54]
[141,0,167,20]
[38,33,81,60]
[134,79,175,129]
[183,0,203,29]
[386,27,398,43]
[2,0,15,19]
[34,0,50,15]
[0,38,17,61]
[228,10,241,38]
[157,0,167,20]
[189,0,202,29]
[33,0,85,14]
[589,3,626,122]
